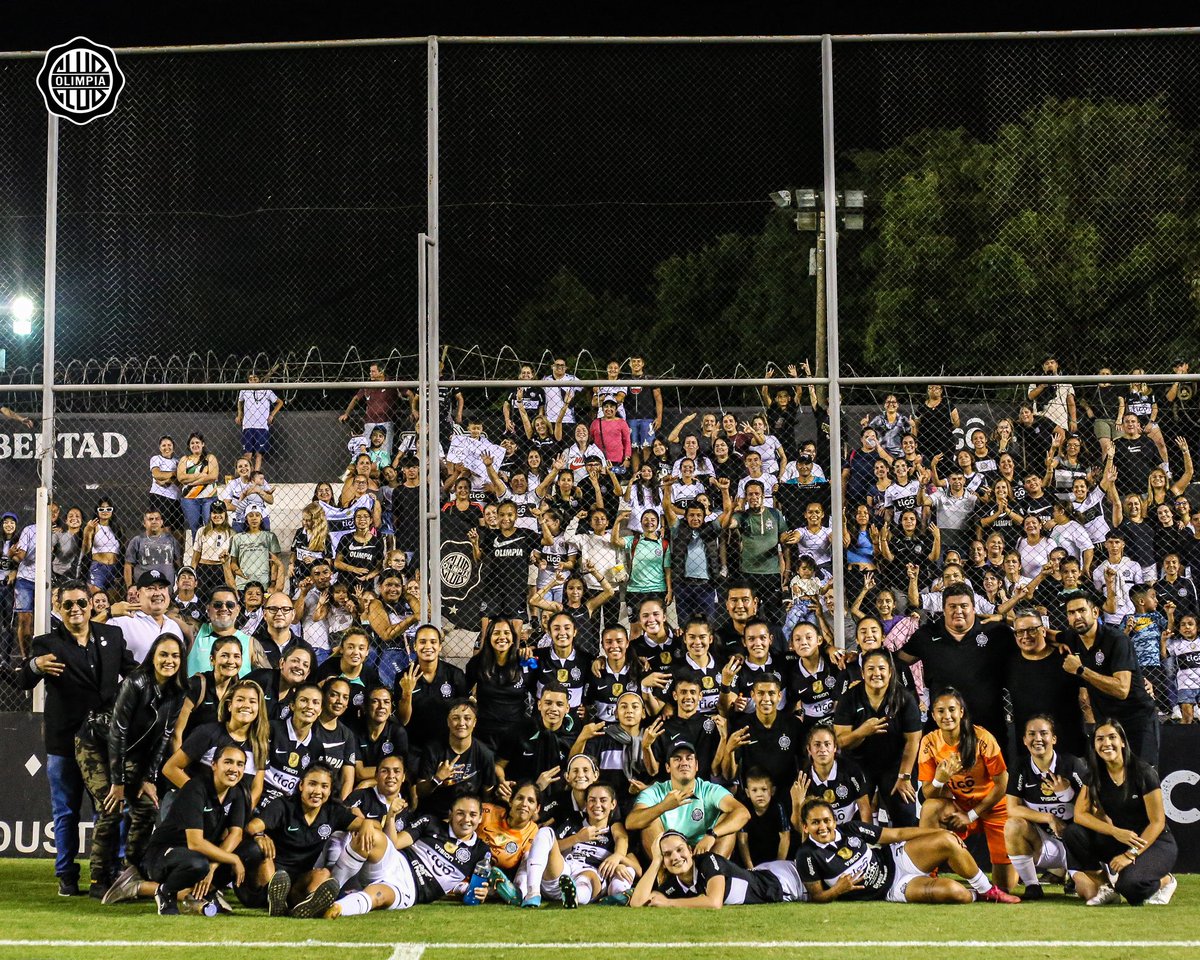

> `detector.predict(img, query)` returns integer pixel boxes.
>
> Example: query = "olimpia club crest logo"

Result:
[37,37,125,125]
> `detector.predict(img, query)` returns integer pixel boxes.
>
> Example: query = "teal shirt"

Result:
[186,625,255,679]
[634,777,730,843]
[623,534,670,593]
[734,508,785,574]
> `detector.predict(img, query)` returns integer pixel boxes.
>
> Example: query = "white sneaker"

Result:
[1146,874,1177,905]
[1086,884,1120,906]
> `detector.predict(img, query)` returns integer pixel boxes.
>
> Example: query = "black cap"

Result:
[136,569,171,588]
[796,453,814,464]
[669,740,697,759]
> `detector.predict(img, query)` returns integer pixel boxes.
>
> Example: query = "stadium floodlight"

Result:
[769,189,793,209]
[9,295,35,337]
[841,189,866,231]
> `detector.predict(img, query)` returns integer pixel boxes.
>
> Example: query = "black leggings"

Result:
[863,764,918,828]
[1063,823,1177,905]
[144,846,218,897]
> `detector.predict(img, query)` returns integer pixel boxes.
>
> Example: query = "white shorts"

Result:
[755,860,807,902]
[374,847,418,911]
[1034,830,1068,873]
[886,841,930,904]
[540,857,599,900]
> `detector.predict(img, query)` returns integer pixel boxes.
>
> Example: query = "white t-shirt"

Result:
[749,436,785,475]
[596,382,627,419]
[1033,383,1075,430]
[737,474,778,508]
[543,375,580,425]
[1092,557,1143,623]
[15,524,37,581]
[1017,536,1056,579]
[108,612,184,663]
[149,454,180,500]
[238,389,279,430]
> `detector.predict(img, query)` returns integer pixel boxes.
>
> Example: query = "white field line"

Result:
[4,942,1200,951]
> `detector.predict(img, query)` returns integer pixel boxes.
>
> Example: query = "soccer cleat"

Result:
[212,889,235,914]
[598,891,631,906]
[155,887,180,916]
[101,866,143,905]
[1022,883,1044,901]
[520,894,542,908]
[489,867,520,905]
[558,874,578,909]
[290,878,341,919]
[267,870,292,917]
[980,885,1020,903]
[1086,884,1120,906]
[1146,875,1177,905]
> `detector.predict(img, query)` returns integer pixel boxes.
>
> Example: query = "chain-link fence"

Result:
[1,32,1198,729]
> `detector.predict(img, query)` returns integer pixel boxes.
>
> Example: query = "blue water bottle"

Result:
[463,851,492,905]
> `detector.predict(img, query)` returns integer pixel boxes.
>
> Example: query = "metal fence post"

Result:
[821,35,847,646]
[426,36,442,622]
[33,113,58,643]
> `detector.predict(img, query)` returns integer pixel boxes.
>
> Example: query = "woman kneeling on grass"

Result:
[796,798,1018,903]
[104,744,248,915]
[629,830,804,908]
[1064,720,1177,906]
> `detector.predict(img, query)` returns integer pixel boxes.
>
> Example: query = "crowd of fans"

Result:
[7,352,1197,916]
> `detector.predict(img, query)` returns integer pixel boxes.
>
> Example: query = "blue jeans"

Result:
[628,418,655,448]
[675,579,717,624]
[47,753,84,880]
[180,497,213,534]
[375,647,412,690]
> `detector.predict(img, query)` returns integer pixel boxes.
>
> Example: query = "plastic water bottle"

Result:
[463,851,492,905]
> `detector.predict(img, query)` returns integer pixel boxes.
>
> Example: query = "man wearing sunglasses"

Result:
[19,580,135,897]
[185,585,260,679]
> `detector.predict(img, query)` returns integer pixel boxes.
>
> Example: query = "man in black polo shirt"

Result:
[896,583,1012,737]
[498,684,579,787]
[1059,594,1160,766]
[1005,607,1085,758]
[716,581,785,656]
[643,674,725,779]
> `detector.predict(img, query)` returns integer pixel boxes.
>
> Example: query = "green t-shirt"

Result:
[623,534,670,593]
[230,530,282,590]
[734,508,785,574]
[634,777,730,843]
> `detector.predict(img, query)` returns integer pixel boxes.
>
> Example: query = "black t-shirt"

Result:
[1022,494,1056,522]
[583,728,651,815]
[740,798,790,867]
[344,785,410,830]
[832,684,922,778]
[1156,575,1199,617]
[795,820,892,901]
[478,527,541,591]
[392,484,422,553]
[315,719,358,776]
[464,653,529,737]
[1007,751,1087,822]
[262,719,323,806]
[413,737,498,820]
[402,815,492,903]
[147,774,247,854]
[1088,760,1167,836]
[726,655,790,715]
[632,632,684,672]
[1058,623,1156,722]
[902,619,1012,736]
[586,662,642,724]
[785,656,847,724]
[1116,520,1156,568]
[356,717,410,770]
[1113,436,1160,498]
[184,671,224,736]
[805,759,869,824]
[651,712,722,780]
[257,794,357,874]
[507,385,545,416]
[313,660,380,728]
[180,722,258,780]
[555,812,617,868]
[658,851,782,905]
[402,659,470,750]
[530,647,588,709]
[1005,649,1086,758]
[728,712,805,790]
[499,717,579,785]
[335,534,384,586]
[291,529,333,584]
[441,503,483,542]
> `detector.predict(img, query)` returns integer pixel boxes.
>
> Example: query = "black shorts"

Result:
[482,595,527,620]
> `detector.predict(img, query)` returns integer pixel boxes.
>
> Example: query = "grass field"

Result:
[4,860,1200,960]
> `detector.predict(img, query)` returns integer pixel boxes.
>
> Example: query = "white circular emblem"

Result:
[778,735,791,750]
[848,836,861,848]
[382,741,394,756]
[835,784,849,799]
[441,551,473,589]
[301,755,311,769]
[1095,651,1105,666]
[37,37,126,125]
[570,667,582,682]
[454,846,472,863]
[975,635,988,647]
[703,717,715,734]
[317,823,332,840]
[353,692,365,706]
[440,682,453,698]
[505,841,518,854]
[691,808,704,822]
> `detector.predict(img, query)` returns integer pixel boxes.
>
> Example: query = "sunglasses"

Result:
[210,600,238,610]
[97,506,113,513]
[61,598,90,610]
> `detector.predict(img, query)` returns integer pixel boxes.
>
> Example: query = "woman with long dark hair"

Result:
[1064,719,1177,905]
[82,496,124,594]
[833,648,922,827]
[466,619,530,752]
[173,636,243,746]
[917,688,1015,893]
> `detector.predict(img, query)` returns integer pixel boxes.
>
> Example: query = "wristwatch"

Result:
[1075,664,1085,677]
[897,773,911,781]
[706,829,719,839]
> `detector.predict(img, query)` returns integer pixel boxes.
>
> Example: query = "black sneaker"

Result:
[58,877,83,897]
[156,887,180,916]
[289,878,340,919]
[1023,883,1044,900]
[267,870,292,917]
[89,879,111,900]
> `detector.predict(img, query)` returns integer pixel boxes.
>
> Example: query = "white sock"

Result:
[967,870,992,895]
[332,845,366,890]
[334,891,371,916]
[575,874,594,905]
[514,866,531,900]
[608,875,632,897]
[525,827,554,894]
[1010,854,1038,888]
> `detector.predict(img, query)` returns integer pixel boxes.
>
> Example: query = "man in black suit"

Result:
[20,580,135,897]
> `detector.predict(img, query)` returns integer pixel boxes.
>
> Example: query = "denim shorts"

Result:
[1176,687,1200,705]
[629,418,655,448]
[13,577,34,613]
